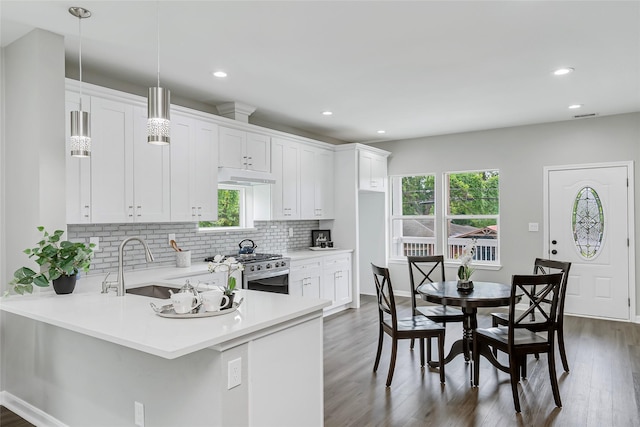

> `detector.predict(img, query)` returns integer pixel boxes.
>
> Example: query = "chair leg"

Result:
[373,326,384,372]
[472,336,480,386]
[557,328,570,372]
[548,348,563,408]
[386,338,398,387]
[509,353,522,413]
[491,317,498,358]
[438,333,445,384]
[419,338,425,367]
[410,337,415,349]
[520,355,527,379]
[426,337,432,363]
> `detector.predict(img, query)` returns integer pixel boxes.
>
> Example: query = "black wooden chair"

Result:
[473,273,564,413]
[407,255,464,362]
[371,263,445,386]
[490,258,572,372]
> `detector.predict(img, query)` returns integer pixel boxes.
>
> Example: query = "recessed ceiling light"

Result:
[568,104,582,109]
[212,71,227,78]
[377,130,386,134]
[553,67,574,76]
[322,111,333,116]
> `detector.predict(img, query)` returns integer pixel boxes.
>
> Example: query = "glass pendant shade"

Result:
[147,86,170,145]
[70,110,91,157]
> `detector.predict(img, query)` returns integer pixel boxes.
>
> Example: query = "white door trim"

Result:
[543,161,636,323]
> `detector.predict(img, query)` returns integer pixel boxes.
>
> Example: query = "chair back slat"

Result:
[533,258,572,322]
[407,255,445,314]
[372,263,398,328]
[508,273,564,345]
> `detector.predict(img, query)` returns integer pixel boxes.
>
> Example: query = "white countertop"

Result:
[0,264,331,360]
[283,248,353,260]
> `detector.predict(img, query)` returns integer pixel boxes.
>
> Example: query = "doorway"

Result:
[544,162,635,321]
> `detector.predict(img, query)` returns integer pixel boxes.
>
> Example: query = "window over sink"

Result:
[199,185,246,230]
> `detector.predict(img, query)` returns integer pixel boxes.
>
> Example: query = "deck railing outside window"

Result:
[396,237,497,262]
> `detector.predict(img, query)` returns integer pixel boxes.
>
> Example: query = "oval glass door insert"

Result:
[572,186,604,258]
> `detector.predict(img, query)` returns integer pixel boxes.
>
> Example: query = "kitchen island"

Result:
[0,265,330,427]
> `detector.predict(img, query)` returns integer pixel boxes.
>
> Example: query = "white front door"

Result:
[546,164,632,320]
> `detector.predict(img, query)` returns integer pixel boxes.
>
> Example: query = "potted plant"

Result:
[456,239,477,292]
[207,254,244,309]
[9,226,95,295]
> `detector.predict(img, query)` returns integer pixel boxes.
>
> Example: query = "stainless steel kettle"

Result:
[238,239,257,255]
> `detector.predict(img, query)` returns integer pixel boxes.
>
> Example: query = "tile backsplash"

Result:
[68,220,320,275]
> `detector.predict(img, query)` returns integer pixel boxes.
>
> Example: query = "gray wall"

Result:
[372,113,640,308]
[68,220,319,275]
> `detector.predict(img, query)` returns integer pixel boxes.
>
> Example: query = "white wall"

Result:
[3,29,67,287]
[372,113,640,307]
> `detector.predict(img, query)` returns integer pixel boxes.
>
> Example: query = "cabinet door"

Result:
[132,106,171,222]
[192,120,218,221]
[90,96,134,223]
[316,149,334,218]
[170,113,195,221]
[334,266,352,306]
[271,138,299,219]
[65,92,91,223]
[290,259,322,298]
[299,147,316,219]
[246,132,270,172]
[323,254,352,307]
[359,150,387,192]
[303,274,321,298]
[218,127,245,169]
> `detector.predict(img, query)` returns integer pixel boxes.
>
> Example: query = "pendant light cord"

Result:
[156,1,160,88]
[78,14,83,111]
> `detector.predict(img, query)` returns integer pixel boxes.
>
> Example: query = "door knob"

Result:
[551,240,557,245]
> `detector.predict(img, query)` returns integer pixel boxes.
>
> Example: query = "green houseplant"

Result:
[10,226,95,295]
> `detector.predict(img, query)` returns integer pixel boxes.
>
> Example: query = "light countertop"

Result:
[283,248,353,261]
[0,264,330,359]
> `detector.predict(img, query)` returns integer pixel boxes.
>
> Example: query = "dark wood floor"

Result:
[324,295,640,427]
[0,406,34,427]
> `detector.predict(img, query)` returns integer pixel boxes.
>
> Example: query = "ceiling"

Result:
[1,1,639,144]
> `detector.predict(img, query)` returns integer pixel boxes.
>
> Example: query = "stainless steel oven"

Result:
[205,253,290,294]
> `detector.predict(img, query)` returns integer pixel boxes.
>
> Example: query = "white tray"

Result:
[309,246,338,251]
[154,302,240,318]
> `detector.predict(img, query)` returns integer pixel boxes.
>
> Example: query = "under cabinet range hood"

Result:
[217,167,276,185]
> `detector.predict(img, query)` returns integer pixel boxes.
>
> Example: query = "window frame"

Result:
[199,184,247,231]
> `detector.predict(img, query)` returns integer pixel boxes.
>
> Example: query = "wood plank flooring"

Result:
[324,295,640,427]
[0,406,34,427]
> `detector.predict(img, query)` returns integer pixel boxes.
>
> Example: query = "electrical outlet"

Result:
[90,237,100,252]
[134,401,144,427]
[168,233,176,244]
[528,223,539,232]
[228,357,242,389]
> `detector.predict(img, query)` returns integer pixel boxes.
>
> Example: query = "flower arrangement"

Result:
[457,239,477,282]
[207,255,244,296]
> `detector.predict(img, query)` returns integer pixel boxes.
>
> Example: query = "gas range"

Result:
[204,253,290,278]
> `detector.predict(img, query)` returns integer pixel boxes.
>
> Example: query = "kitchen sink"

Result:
[126,283,180,299]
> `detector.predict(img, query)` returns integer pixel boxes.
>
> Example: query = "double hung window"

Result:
[199,185,245,229]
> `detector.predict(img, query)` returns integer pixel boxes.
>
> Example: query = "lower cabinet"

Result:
[290,253,352,311]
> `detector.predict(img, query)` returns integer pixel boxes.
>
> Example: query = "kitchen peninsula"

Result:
[1,264,330,427]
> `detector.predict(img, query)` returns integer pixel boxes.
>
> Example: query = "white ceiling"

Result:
[1,1,639,144]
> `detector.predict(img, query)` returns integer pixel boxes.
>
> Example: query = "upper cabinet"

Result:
[170,112,219,222]
[219,126,270,172]
[270,137,300,219]
[359,149,387,192]
[300,145,334,219]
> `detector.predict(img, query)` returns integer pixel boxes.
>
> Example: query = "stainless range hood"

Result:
[218,167,276,185]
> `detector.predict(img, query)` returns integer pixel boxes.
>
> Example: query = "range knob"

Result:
[257,265,262,271]
[250,266,255,272]
[266,263,272,269]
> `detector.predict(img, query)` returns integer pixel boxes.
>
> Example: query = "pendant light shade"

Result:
[69,6,91,157]
[148,2,170,145]
[147,86,170,145]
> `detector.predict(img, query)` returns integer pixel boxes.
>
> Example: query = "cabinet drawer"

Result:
[290,260,322,280]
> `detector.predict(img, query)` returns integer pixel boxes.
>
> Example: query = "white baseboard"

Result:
[0,390,67,427]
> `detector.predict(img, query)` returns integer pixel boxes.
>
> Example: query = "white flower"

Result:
[207,255,244,294]
[457,239,477,281]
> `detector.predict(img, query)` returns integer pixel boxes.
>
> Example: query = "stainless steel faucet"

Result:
[102,236,154,296]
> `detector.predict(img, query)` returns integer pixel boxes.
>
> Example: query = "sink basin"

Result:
[126,283,180,299]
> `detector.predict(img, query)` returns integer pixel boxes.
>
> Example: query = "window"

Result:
[199,185,245,229]
[390,175,436,258]
[445,170,499,264]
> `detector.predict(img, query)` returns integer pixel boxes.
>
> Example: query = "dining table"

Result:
[416,280,522,374]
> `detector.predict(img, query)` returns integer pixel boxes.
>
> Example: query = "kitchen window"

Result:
[445,170,500,265]
[199,185,245,229]
[390,174,437,258]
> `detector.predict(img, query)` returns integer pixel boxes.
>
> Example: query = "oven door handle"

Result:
[244,269,290,281]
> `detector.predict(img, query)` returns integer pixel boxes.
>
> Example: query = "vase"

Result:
[221,292,235,310]
[457,279,474,293]
[52,274,78,295]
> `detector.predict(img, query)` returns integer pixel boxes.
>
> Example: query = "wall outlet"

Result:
[134,401,144,427]
[228,357,242,389]
[89,237,100,252]
[168,233,176,244]
[528,223,539,232]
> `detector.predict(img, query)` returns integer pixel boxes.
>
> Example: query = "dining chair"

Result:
[407,255,465,362]
[371,263,445,386]
[490,258,572,372]
[473,273,564,413]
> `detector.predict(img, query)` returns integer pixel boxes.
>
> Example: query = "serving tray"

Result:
[152,301,241,319]
[308,246,339,251]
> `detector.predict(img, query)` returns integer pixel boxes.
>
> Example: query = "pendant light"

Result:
[69,6,92,157]
[147,2,170,145]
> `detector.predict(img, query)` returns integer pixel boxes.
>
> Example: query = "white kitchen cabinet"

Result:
[65,91,92,223]
[89,97,170,223]
[170,112,218,222]
[300,146,334,219]
[289,258,322,298]
[270,137,300,219]
[219,126,270,172]
[322,253,352,308]
[359,149,387,192]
